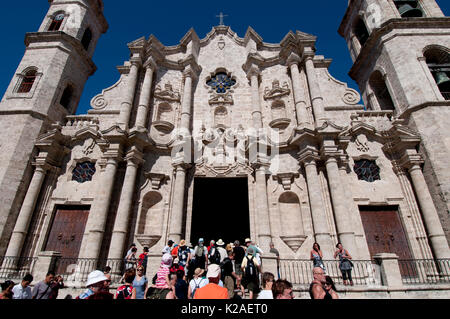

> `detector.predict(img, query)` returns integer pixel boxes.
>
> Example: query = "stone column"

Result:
[254,164,272,251]
[324,156,357,255]
[168,165,188,244]
[287,53,310,127]
[247,65,263,129]
[80,155,120,260]
[4,164,47,259]
[408,164,450,259]
[119,58,141,130]
[304,56,326,126]
[302,157,334,258]
[180,67,195,131]
[134,59,157,130]
[107,147,143,262]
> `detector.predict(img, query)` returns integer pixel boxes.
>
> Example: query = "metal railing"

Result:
[0,256,38,281]
[398,259,450,285]
[279,259,382,286]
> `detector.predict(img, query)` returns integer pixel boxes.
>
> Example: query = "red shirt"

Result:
[193,283,229,299]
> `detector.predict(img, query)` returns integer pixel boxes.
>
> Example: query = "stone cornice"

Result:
[25,32,97,75]
[349,17,450,80]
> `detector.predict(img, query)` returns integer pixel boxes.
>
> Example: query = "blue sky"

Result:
[0,1,449,115]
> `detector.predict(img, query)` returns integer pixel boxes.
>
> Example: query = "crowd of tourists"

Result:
[0,238,352,300]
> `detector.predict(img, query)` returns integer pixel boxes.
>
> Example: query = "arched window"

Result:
[48,13,65,31]
[81,28,92,51]
[72,162,96,183]
[206,71,236,93]
[60,85,74,109]
[18,69,37,93]
[424,48,450,100]
[354,18,369,46]
[369,71,396,111]
[354,159,381,182]
[394,0,423,18]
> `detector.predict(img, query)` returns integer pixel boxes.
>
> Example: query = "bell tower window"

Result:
[394,0,424,18]
[354,18,369,46]
[369,71,396,111]
[48,13,65,31]
[18,70,37,93]
[424,48,450,100]
[81,28,93,51]
[60,85,74,109]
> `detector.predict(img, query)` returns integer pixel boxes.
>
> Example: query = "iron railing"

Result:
[398,259,450,285]
[279,259,381,286]
[0,256,38,281]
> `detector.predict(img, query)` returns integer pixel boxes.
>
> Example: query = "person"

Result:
[145,253,173,299]
[194,264,229,299]
[165,273,178,299]
[233,240,245,292]
[171,243,179,259]
[257,272,274,299]
[170,258,185,275]
[208,240,221,265]
[124,243,137,263]
[269,242,280,279]
[174,269,188,299]
[245,239,263,265]
[309,266,327,299]
[221,250,239,299]
[49,275,64,299]
[125,247,138,270]
[188,268,207,299]
[77,270,109,299]
[132,265,148,299]
[310,242,326,272]
[162,240,174,255]
[216,239,227,263]
[12,273,33,299]
[324,275,339,299]
[193,238,208,270]
[32,271,55,299]
[273,279,294,299]
[138,246,150,272]
[0,280,15,299]
[177,240,191,274]
[102,266,112,292]
[241,247,261,299]
[207,240,215,253]
[334,242,353,286]
[115,268,135,299]
[225,243,233,254]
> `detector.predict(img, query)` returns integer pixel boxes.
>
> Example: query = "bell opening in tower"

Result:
[190,177,250,247]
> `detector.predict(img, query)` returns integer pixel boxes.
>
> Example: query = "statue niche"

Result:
[136,191,164,248]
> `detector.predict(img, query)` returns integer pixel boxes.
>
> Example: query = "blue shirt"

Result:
[132,276,148,299]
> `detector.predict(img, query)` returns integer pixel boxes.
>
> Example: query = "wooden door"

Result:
[359,206,413,275]
[45,207,89,259]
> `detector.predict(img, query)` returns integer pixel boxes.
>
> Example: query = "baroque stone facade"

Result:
[0,0,449,296]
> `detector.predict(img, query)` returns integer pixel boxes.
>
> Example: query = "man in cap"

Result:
[193,264,229,299]
[193,238,208,270]
[77,270,110,299]
[162,239,175,255]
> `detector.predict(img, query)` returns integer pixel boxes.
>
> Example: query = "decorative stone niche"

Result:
[151,83,180,134]
[264,80,291,130]
[136,191,164,248]
[278,191,307,253]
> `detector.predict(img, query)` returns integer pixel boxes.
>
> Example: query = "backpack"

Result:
[244,256,258,280]
[219,257,231,281]
[191,278,205,298]
[208,247,221,265]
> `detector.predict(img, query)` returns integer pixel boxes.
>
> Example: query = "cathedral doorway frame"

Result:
[185,163,256,247]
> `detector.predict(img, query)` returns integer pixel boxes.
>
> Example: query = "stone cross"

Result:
[216,12,228,26]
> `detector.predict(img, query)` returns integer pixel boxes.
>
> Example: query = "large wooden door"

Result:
[45,206,89,259]
[359,206,413,275]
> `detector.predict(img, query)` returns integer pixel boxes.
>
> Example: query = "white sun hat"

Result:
[86,270,108,287]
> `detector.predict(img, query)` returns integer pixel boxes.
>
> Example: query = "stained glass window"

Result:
[72,162,96,183]
[354,159,380,182]
[206,72,236,93]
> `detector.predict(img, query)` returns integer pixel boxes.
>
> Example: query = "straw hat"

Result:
[194,268,205,277]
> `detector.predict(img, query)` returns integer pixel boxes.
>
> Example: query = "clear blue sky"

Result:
[0,1,449,115]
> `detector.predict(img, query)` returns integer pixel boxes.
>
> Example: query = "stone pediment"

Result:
[194,161,253,178]
[154,83,181,102]
[264,80,290,100]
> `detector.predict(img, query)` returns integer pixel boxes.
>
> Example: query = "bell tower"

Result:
[0,0,108,254]
[339,0,450,251]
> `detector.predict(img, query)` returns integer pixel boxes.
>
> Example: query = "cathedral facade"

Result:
[0,0,449,297]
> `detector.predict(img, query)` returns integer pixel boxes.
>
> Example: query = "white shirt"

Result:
[12,284,32,299]
[217,246,227,263]
[257,290,273,299]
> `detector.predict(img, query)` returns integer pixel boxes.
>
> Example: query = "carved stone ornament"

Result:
[135,234,161,249]
[154,83,181,102]
[218,36,225,50]
[355,134,370,152]
[142,172,169,190]
[264,80,290,100]
[280,235,307,253]
[273,172,299,191]
[209,91,234,105]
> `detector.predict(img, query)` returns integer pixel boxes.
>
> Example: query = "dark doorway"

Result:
[191,177,250,247]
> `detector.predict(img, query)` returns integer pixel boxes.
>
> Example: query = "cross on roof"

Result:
[216,12,228,26]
